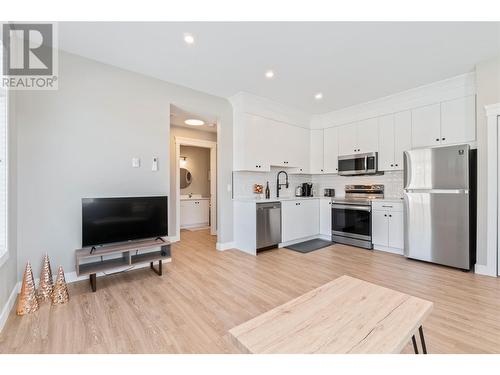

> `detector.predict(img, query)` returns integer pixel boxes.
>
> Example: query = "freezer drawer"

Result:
[256,202,282,249]
[404,191,470,269]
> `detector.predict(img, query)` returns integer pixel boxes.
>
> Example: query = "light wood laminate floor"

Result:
[1,229,500,353]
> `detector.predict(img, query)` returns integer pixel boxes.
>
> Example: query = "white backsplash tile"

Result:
[233,168,404,199]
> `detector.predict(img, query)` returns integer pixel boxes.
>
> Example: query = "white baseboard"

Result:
[0,281,20,333]
[167,235,180,243]
[474,263,497,277]
[216,242,235,251]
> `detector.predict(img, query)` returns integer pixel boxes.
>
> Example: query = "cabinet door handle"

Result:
[382,205,393,208]
[389,214,392,217]
[395,164,398,167]
[435,138,439,142]
[442,137,445,141]
[390,164,393,167]
[384,214,387,217]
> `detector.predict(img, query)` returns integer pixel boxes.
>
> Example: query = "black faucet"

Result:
[276,170,289,198]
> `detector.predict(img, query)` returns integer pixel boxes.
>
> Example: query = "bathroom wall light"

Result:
[180,156,187,167]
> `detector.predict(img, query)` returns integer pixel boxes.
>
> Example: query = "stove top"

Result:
[331,184,385,206]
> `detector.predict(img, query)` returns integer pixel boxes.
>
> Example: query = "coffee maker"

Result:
[301,183,313,197]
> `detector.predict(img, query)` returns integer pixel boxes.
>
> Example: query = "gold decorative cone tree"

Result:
[16,262,39,315]
[37,253,54,303]
[51,266,69,305]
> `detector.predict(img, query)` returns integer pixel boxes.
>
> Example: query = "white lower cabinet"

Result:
[180,199,210,228]
[282,199,320,243]
[371,201,404,254]
[320,199,332,236]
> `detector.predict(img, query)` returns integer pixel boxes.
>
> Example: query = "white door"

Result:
[320,199,332,236]
[281,200,302,242]
[338,124,357,156]
[310,129,324,174]
[301,199,320,238]
[266,117,289,167]
[371,210,389,247]
[239,114,270,171]
[377,114,395,171]
[357,118,379,153]
[411,104,441,148]
[440,95,476,145]
[323,126,339,173]
[388,211,404,249]
[289,125,309,171]
[393,110,412,170]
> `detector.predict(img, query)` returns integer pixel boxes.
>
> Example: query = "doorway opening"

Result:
[170,105,217,241]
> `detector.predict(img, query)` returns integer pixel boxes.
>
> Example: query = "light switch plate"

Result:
[132,157,141,168]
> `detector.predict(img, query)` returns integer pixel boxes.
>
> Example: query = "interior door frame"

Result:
[175,136,217,239]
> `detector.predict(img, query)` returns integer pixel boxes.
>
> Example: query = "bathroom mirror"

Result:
[180,168,192,188]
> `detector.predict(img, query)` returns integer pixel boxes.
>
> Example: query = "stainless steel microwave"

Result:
[338,152,378,176]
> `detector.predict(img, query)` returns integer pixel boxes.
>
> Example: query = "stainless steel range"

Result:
[331,185,384,249]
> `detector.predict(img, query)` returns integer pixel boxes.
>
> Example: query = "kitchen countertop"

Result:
[233,196,404,203]
[233,196,331,203]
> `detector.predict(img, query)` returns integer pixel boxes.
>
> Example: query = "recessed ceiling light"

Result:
[265,70,274,79]
[315,92,323,100]
[185,119,205,126]
[184,34,195,45]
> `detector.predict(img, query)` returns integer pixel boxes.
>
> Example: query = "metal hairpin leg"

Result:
[150,260,162,276]
[419,326,427,354]
[412,335,419,354]
[89,273,97,292]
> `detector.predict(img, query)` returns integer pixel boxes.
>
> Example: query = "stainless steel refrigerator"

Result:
[403,144,476,270]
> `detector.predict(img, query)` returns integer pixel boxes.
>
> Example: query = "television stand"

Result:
[75,238,171,292]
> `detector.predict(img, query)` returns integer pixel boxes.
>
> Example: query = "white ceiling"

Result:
[170,105,217,133]
[58,22,500,114]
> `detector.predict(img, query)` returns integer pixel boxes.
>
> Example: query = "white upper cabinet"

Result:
[338,119,378,156]
[323,126,339,173]
[393,111,412,169]
[233,113,271,171]
[378,111,412,171]
[440,95,476,145]
[356,118,379,153]
[411,103,441,148]
[310,129,324,174]
[338,124,357,155]
[411,97,476,149]
[377,115,395,171]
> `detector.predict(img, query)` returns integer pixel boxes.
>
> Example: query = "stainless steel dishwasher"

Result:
[256,202,282,251]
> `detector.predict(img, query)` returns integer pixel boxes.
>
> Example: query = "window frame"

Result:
[0,88,9,267]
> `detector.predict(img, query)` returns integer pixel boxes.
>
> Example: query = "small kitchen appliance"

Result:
[324,188,335,197]
[295,185,303,197]
[301,183,313,197]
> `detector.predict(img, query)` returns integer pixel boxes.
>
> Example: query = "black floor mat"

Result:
[285,239,333,253]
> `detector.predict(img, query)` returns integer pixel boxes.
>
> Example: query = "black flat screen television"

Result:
[82,196,168,247]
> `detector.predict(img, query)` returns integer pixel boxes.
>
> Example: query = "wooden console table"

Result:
[75,238,171,292]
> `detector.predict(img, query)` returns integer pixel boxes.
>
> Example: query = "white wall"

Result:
[475,56,500,266]
[15,51,233,276]
[179,145,210,197]
[232,169,403,200]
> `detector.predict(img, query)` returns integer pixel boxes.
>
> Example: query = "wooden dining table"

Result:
[229,275,433,354]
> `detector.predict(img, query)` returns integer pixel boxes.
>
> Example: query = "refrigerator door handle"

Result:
[404,189,468,194]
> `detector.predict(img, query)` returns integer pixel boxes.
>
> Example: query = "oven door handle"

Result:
[365,155,368,173]
[332,204,371,211]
